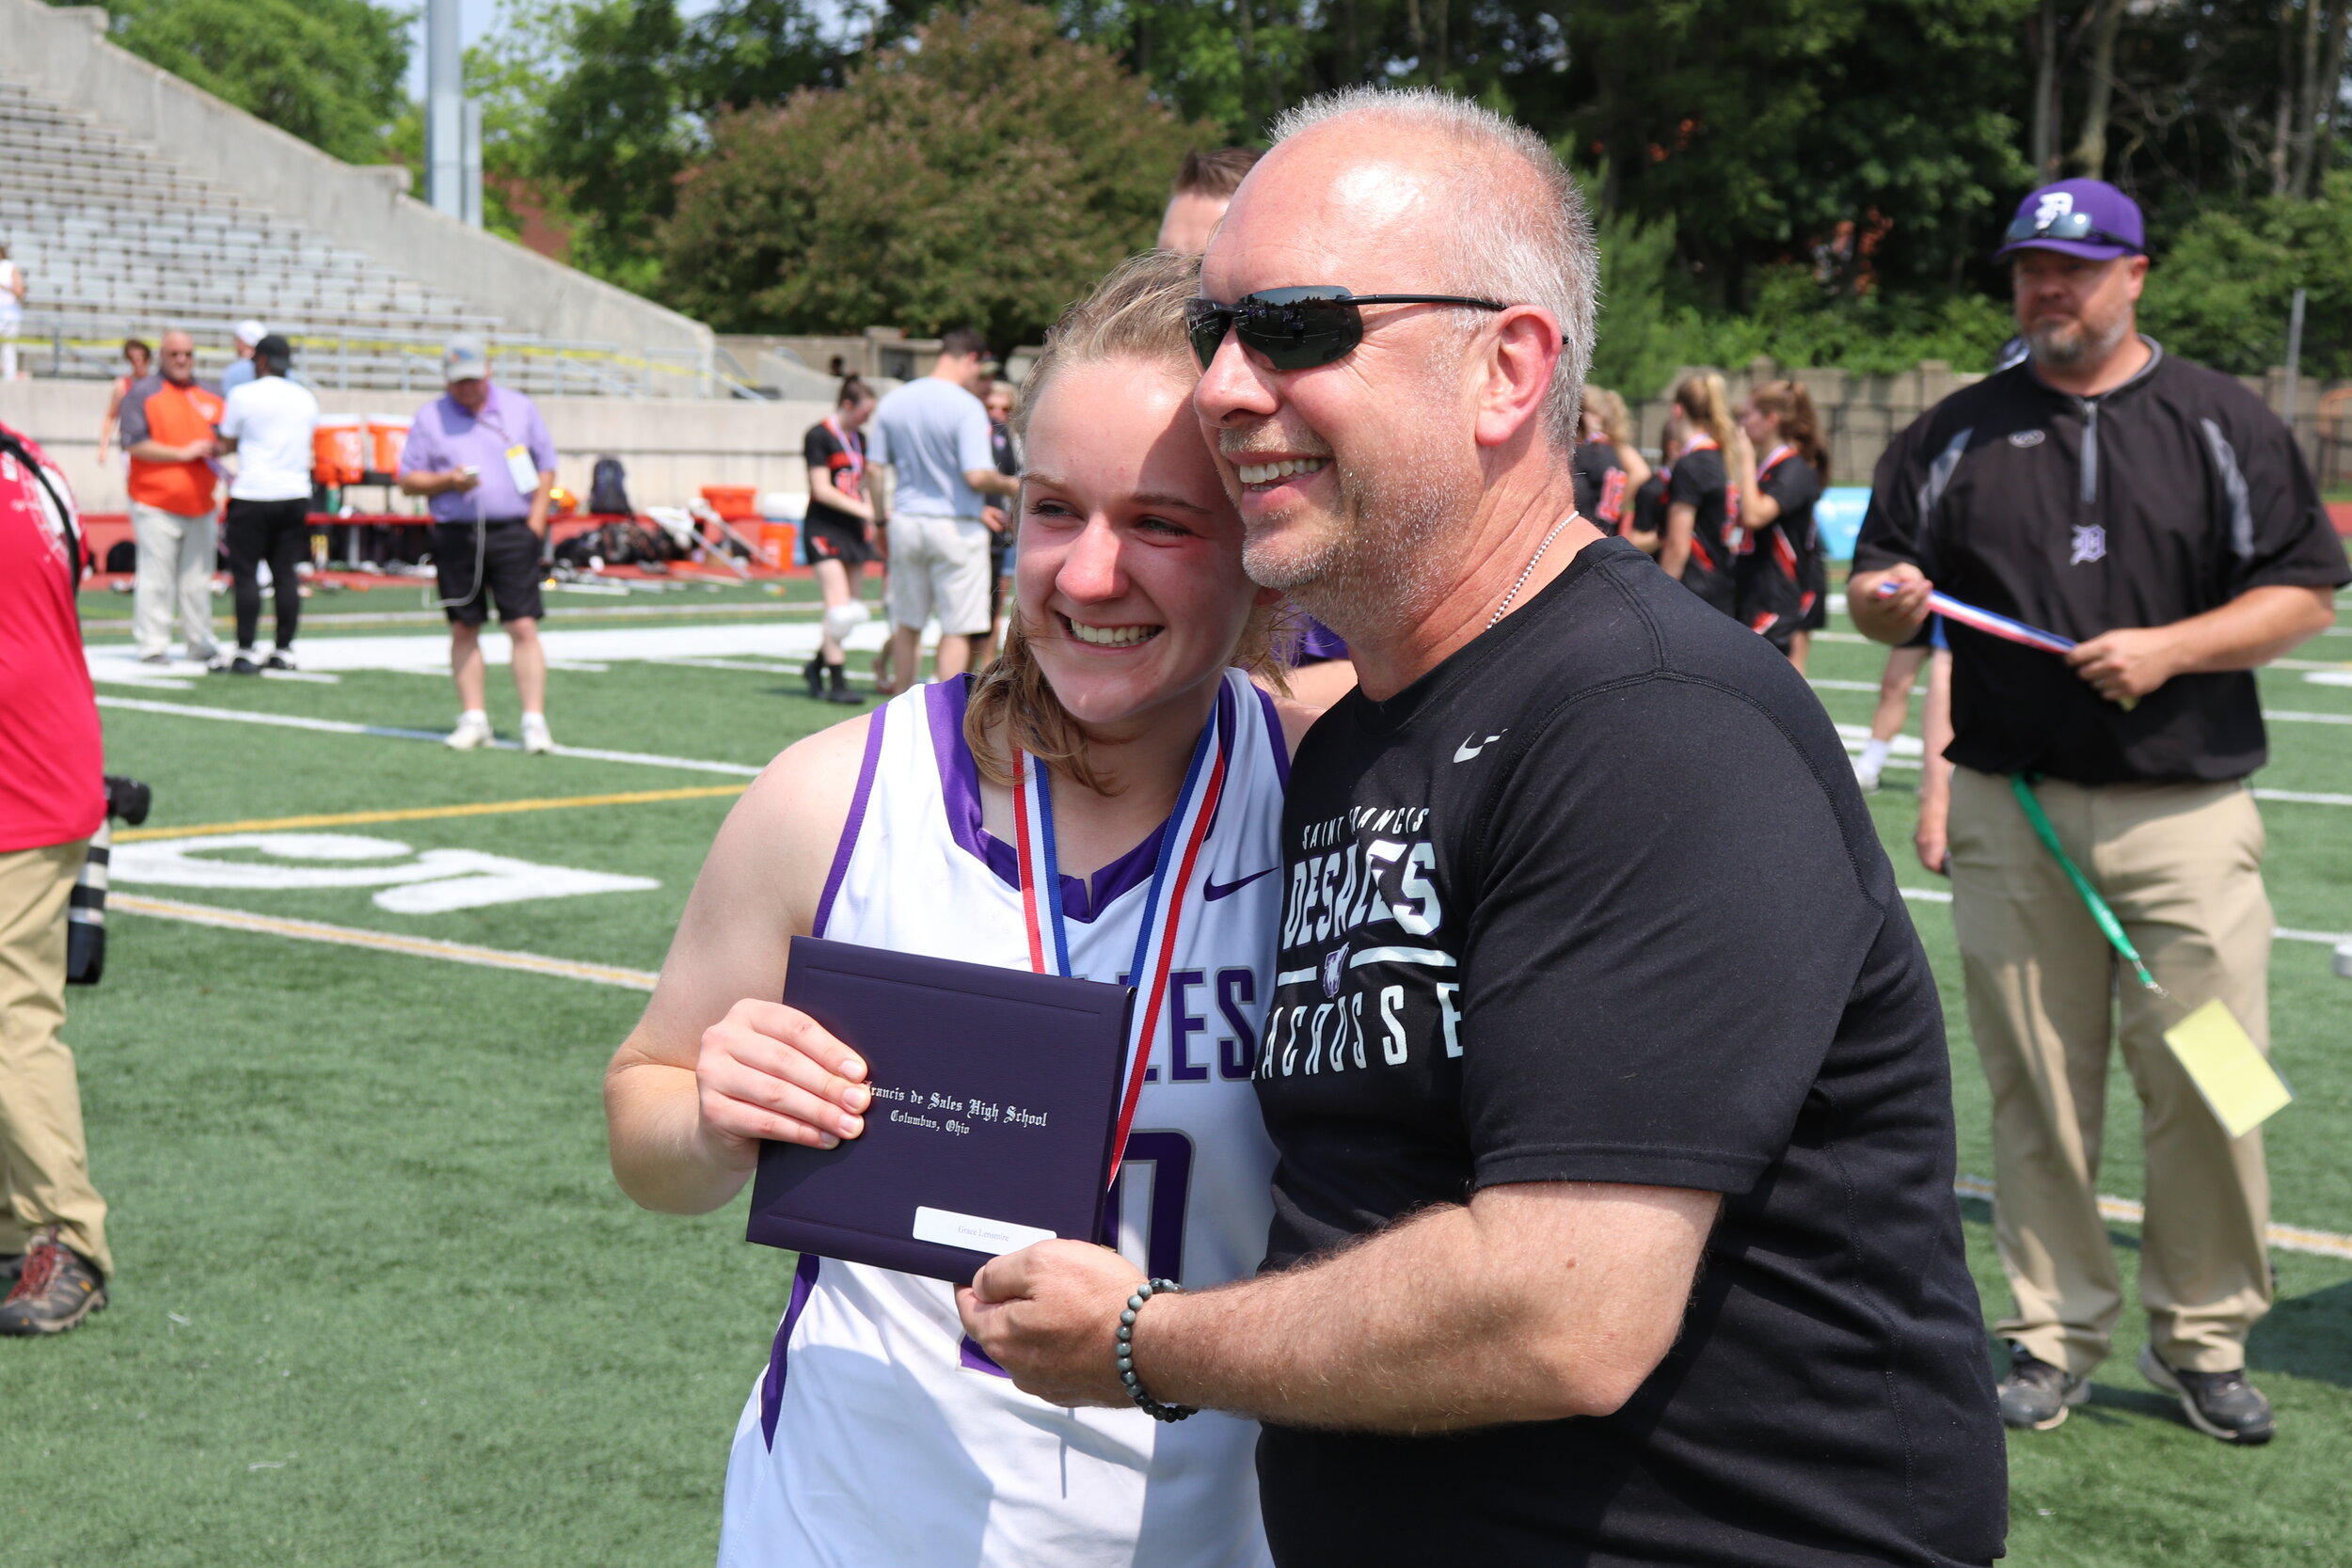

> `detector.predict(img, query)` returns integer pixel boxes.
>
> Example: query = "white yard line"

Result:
[112,894,658,990]
[95,696,763,777]
[1899,884,2348,947]
[1949,1176,2352,1262]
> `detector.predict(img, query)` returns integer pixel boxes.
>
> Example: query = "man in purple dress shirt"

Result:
[398,336,562,753]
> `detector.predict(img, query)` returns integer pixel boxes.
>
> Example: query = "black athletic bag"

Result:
[588,455,633,516]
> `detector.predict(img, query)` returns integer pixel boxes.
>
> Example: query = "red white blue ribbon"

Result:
[1876,581,2078,656]
[1010,684,1232,1182]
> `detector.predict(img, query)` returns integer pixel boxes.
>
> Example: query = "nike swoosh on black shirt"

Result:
[1204,868,1278,901]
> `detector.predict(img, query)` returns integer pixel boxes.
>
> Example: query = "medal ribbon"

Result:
[2010,774,2168,999]
[1011,683,1232,1184]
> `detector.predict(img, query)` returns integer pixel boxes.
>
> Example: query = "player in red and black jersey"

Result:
[1729,379,1830,669]
[1571,386,1652,544]
[1660,372,1738,616]
[801,378,879,704]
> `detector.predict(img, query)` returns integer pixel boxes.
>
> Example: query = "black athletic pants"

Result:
[225,497,311,651]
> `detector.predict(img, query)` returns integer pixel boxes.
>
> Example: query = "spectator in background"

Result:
[982,376,1019,653]
[0,242,24,383]
[95,339,152,467]
[397,335,561,754]
[798,376,878,705]
[1571,386,1651,538]
[866,327,1017,690]
[218,320,266,393]
[0,420,113,1337]
[1659,371,1739,617]
[216,335,319,674]
[1159,147,1260,253]
[1727,378,1830,671]
[119,329,225,669]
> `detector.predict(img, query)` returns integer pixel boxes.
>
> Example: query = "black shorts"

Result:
[802,514,873,567]
[432,519,545,625]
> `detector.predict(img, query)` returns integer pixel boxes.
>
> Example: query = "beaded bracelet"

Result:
[1116,1277,1196,1422]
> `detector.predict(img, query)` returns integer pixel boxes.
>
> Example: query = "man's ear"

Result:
[1474,308,1562,451]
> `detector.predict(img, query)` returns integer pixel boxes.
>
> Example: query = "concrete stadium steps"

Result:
[0,69,547,392]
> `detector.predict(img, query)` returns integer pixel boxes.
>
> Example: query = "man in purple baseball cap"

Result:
[1852,177,2346,1448]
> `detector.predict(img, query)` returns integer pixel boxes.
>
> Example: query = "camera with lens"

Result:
[65,774,153,987]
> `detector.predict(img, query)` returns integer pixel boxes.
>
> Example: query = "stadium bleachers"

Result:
[0,71,691,397]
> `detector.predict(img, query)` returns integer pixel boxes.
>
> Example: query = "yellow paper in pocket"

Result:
[2163,999,2292,1140]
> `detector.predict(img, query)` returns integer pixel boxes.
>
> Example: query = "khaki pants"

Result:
[1948,767,2270,1375]
[131,500,220,661]
[0,841,111,1277]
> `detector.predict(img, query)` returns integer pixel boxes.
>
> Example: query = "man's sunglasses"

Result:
[1184,286,1507,372]
[2002,212,2143,253]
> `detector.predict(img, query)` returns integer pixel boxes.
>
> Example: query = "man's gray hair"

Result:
[1270,87,1597,451]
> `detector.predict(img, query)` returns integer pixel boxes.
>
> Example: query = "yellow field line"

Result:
[114,784,747,843]
[111,895,659,991]
[1953,1174,2352,1262]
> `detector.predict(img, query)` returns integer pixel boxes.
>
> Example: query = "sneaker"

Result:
[0,1228,107,1337]
[804,655,826,701]
[824,663,864,705]
[137,651,171,667]
[520,713,554,754]
[1997,1342,2089,1431]
[264,648,296,671]
[2139,1345,2274,1445]
[1853,759,1884,793]
[445,713,494,752]
[229,653,261,676]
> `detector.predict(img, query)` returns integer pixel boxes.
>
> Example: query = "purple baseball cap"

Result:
[1993,179,2146,262]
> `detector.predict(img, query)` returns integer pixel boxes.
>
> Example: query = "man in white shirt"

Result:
[866,327,1019,689]
[215,335,319,673]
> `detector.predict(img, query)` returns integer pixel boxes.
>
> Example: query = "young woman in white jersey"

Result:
[606,251,1316,1568]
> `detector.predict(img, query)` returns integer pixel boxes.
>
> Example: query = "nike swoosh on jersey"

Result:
[1203,867,1279,901]
[1454,732,1507,762]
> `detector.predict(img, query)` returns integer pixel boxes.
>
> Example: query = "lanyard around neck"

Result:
[1010,687,1232,1183]
[823,416,864,482]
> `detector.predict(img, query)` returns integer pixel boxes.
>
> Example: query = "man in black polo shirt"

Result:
[961,87,2005,1567]
[1852,179,2346,1446]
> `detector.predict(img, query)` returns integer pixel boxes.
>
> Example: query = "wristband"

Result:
[1116,1278,1195,1422]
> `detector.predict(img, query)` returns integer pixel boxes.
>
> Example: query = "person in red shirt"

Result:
[0,421,113,1336]
[119,329,226,668]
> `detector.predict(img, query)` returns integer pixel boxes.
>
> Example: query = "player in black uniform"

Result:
[1570,386,1651,538]
[800,377,878,704]
[1729,378,1829,669]
[1661,372,1737,615]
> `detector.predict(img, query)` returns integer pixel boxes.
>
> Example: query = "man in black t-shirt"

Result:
[961,90,2004,1568]
[1852,179,2346,1447]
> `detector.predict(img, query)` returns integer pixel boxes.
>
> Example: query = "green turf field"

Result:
[5,572,2349,1566]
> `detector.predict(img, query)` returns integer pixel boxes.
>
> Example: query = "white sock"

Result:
[1856,737,1893,779]
[461,708,487,725]
[522,711,548,726]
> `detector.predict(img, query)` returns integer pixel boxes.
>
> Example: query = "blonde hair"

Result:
[1581,386,1634,449]
[1673,372,1736,451]
[966,251,1286,796]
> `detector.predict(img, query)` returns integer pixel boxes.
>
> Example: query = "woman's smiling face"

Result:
[1016,356,1271,732]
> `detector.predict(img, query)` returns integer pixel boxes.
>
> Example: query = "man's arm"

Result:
[961,1180,1719,1430]
[964,467,1021,499]
[528,469,557,536]
[1659,503,1695,579]
[2066,583,2337,702]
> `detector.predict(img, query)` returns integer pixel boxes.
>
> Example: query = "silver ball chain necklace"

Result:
[1485,513,1581,631]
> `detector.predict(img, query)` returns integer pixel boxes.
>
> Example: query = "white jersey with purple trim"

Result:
[719,669,1287,1568]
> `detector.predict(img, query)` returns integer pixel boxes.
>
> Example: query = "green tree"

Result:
[2139,171,2352,378]
[103,0,408,164]
[660,0,1207,345]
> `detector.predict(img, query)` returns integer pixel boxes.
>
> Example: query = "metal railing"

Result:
[16,310,755,400]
